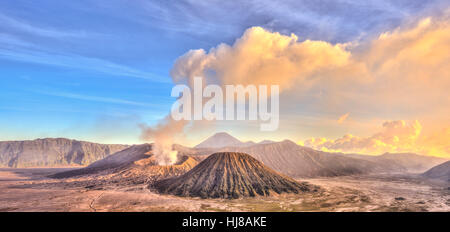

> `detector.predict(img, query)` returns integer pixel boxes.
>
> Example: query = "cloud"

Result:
[303,120,450,158]
[171,11,450,113]
[171,26,362,89]
[170,12,450,156]
[417,127,450,158]
[0,13,92,38]
[364,16,450,102]
[0,13,165,83]
[0,49,168,82]
[304,120,424,155]
[337,113,349,124]
[135,0,438,42]
[171,11,450,108]
[36,90,158,107]
[0,33,33,48]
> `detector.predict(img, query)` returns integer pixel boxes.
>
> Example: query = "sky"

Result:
[1,1,449,157]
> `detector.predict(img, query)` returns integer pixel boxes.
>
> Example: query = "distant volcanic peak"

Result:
[209,132,238,141]
[153,152,315,199]
[195,132,247,149]
[213,132,234,137]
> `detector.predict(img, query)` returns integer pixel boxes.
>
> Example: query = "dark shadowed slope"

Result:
[0,138,128,168]
[422,161,450,182]
[50,144,152,178]
[194,132,254,149]
[153,152,317,199]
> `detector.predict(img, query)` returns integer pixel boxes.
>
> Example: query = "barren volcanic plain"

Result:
[0,168,448,212]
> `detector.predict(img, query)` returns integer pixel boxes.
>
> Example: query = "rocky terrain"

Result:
[0,138,128,168]
[153,152,317,199]
[1,168,448,212]
[422,161,450,182]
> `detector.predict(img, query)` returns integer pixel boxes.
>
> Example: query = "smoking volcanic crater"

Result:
[50,144,200,185]
[152,152,318,199]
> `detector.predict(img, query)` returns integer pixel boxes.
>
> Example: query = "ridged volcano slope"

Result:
[153,152,316,199]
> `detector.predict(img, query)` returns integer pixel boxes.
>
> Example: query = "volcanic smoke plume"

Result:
[140,116,186,166]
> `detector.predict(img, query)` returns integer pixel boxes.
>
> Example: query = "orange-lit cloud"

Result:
[362,16,450,109]
[171,13,450,110]
[337,113,349,124]
[171,26,362,89]
[303,120,450,158]
[417,127,450,158]
[304,120,422,155]
[170,11,450,157]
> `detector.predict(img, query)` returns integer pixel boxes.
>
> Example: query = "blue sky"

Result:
[0,0,445,144]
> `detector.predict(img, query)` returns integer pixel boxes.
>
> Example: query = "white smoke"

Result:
[139,116,186,166]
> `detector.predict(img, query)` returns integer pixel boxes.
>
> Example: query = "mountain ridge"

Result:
[210,140,388,177]
[341,152,447,173]
[195,139,448,177]
[422,160,450,182]
[0,138,128,167]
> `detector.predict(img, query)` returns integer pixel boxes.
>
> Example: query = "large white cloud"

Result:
[171,14,450,108]
[169,11,450,157]
[171,26,362,89]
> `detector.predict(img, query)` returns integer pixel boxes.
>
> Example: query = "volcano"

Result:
[51,144,200,184]
[153,152,316,199]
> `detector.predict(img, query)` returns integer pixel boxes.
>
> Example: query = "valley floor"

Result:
[0,168,448,212]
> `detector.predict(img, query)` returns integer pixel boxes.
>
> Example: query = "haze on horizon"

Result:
[0,1,449,158]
